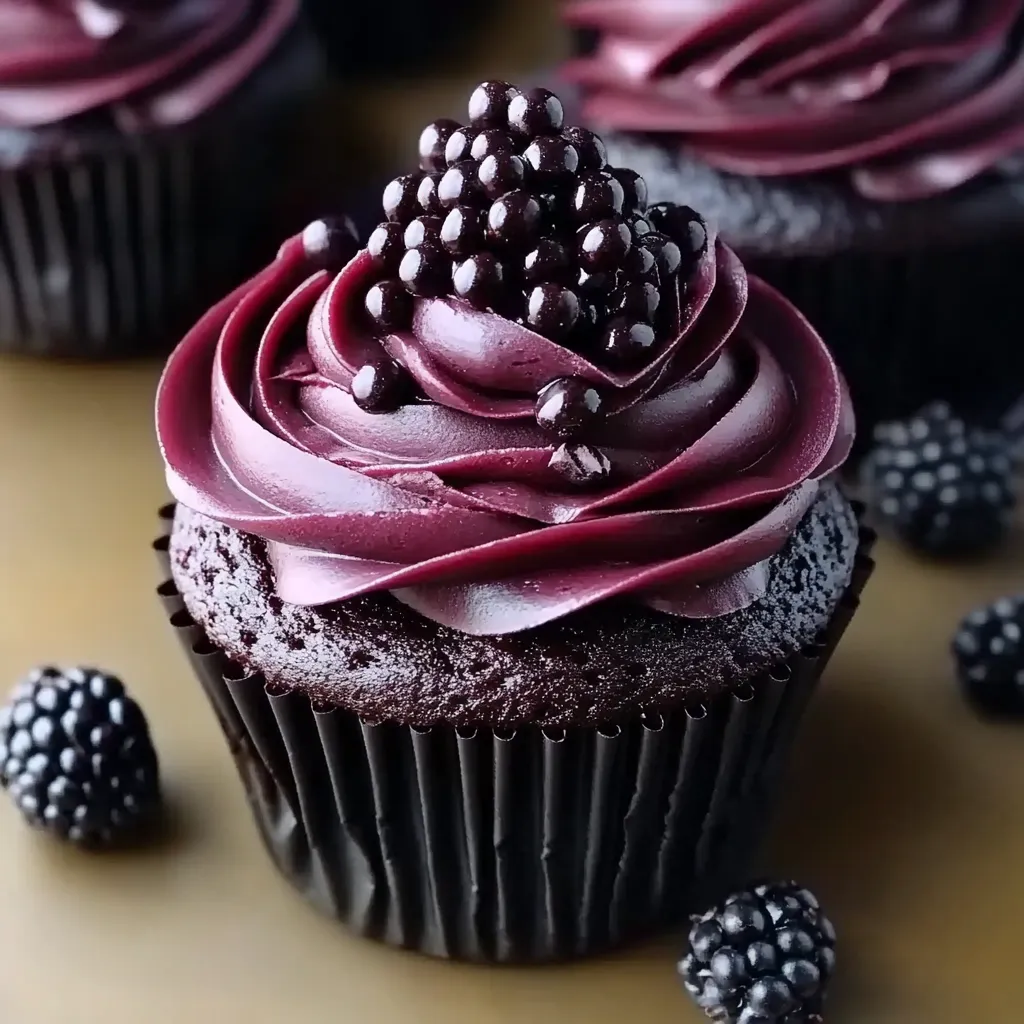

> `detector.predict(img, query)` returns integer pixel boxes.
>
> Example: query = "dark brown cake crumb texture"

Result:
[169,485,858,729]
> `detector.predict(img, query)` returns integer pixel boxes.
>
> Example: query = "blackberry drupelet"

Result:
[0,667,160,847]
[861,402,1017,557]
[678,881,836,1023]
[953,595,1024,715]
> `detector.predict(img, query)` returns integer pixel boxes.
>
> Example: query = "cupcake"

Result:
[303,0,483,76]
[0,0,319,358]
[563,2,1024,436]
[154,82,873,962]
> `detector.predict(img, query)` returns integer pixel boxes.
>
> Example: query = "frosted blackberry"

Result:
[679,881,835,1023]
[953,595,1024,715]
[0,667,160,848]
[861,402,1017,557]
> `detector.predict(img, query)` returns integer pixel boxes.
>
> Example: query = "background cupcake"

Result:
[0,0,320,358]
[563,1,1024,438]
[155,82,872,962]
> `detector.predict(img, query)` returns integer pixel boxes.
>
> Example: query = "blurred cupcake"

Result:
[563,1,1024,435]
[302,0,483,77]
[0,0,320,358]
[155,82,872,962]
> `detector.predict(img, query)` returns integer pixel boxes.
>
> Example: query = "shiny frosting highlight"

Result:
[564,0,1024,200]
[0,0,298,130]
[156,226,853,636]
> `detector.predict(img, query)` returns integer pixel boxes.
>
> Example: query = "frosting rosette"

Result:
[156,219,853,636]
[564,0,1024,201]
[0,0,298,131]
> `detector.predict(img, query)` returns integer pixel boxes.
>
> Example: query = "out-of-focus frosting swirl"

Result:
[564,0,1024,201]
[0,0,298,131]
[156,224,853,636]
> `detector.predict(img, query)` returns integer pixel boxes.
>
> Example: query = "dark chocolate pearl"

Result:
[440,205,487,257]
[611,168,648,214]
[470,129,517,161]
[578,267,625,302]
[522,239,574,287]
[487,190,542,250]
[364,279,413,333]
[648,203,708,273]
[535,377,604,439]
[468,80,520,127]
[418,119,462,172]
[609,281,660,323]
[536,191,574,235]
[600,317,657,367]
[548,442,612,487]
[578,217,632,272]
[526,283,580,341]
[508,87,564,138]
[438,161,483,209]
[416,172,445,215]
[398,242,450,297]
[629,215,652,237]
[572,171,625,222]
[621,244,659,285]
[301,216,359,270]
[382,173,423,224]
[523,136,579,185]
[561,126,607,173]
[351,358,408,413]
[477,152,526,200]
[565,297,603,350]
[444,127,474,166]
[366,221,405,271]
[452,252,505,310]
[403,215,443,249]
[644,232,683,281]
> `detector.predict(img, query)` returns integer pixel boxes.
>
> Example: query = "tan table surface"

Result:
[3,8,1024,1022]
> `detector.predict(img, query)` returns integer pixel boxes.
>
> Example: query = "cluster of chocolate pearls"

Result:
[351,81,708,484]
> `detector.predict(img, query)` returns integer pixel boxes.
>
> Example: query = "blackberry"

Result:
[861,402,1017,557]
[347,80,712,485]
[953,595,1024,715]
[0,667,160,847]
[679,881,835,1024]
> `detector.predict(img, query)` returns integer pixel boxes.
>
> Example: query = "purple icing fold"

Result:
[0,0,298,130]
[155,226,853,635]
[564,0,1024,201]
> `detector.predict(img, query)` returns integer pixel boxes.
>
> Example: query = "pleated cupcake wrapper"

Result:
[154,504,875,963]
[750,239,1024,442]
[0,116,290,359]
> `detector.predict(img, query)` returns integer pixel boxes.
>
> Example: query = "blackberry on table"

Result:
[861,402,1017,557]
[0,667,160,848]
[953,595,1024,715]
[678,881,836,1023]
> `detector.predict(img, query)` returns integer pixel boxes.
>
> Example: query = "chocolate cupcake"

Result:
[154,82,873,962]
[563,2,1024,436]
[0,0,320,358]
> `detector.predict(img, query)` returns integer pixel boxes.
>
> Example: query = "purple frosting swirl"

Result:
[0,0,298,130]
[564,0,1024,201]
[155,225,854,636]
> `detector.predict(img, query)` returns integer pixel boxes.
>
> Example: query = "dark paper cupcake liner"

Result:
[0,123,292,359]
[750,240,1024,442]
[154,504,874,963]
